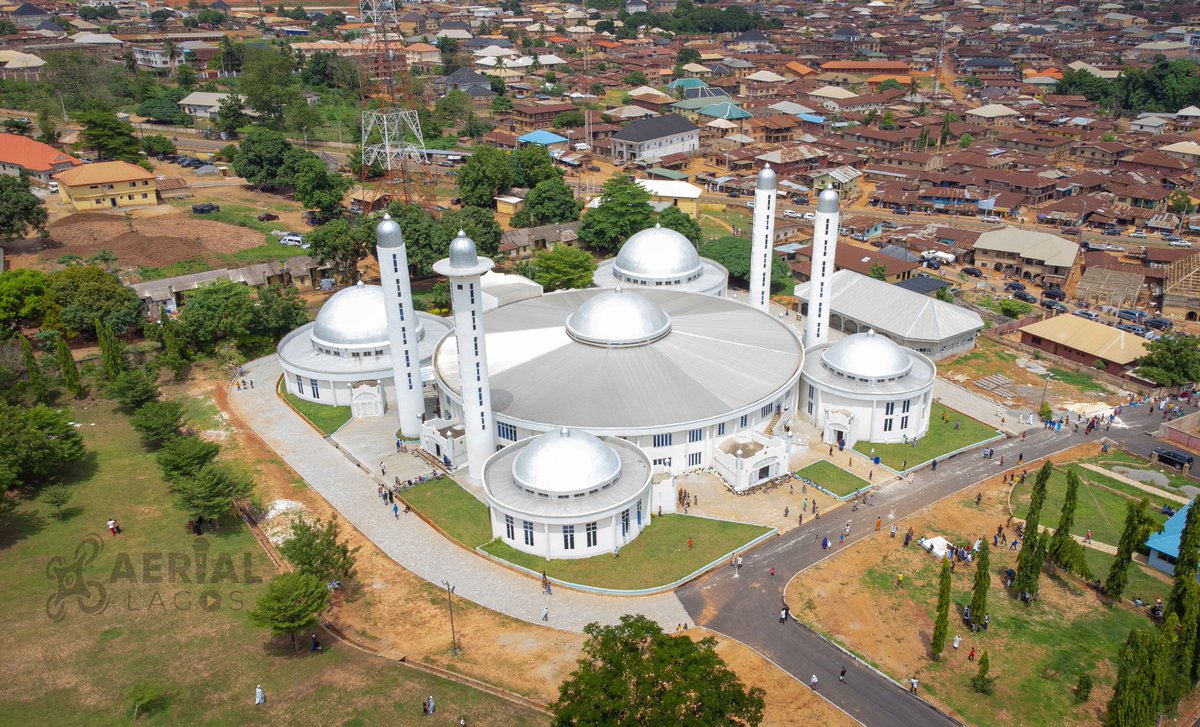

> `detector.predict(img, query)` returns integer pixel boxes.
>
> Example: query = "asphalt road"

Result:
[677,410,1174,726]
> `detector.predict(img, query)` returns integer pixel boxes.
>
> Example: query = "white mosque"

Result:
[276,165,936,557]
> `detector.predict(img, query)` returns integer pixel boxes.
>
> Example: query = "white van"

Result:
[48,181,59,193]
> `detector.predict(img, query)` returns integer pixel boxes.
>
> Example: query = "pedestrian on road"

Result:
[736,555,743,571]
[784,506,789,518]
[393,503,399,519]
[380,462,386,476]
[769,567,775,577]
[780,608,787,624]
[999,456,1004,467]
[890,524,897,538]
[810,674,819,690]
[910,677,919,694]
[803,497,808,512]
[876,517,882,531]
[840,667,846,682]
[952,634,961,650]
[931,459,938,471]
[542,607,549,622]
[1018,453,1024,465]
[255,685,265,706]
[799,513,804,526]
[1084,529,1092,544]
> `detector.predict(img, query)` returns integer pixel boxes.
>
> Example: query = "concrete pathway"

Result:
[1078,462,1190,505]
[230,356,692,633]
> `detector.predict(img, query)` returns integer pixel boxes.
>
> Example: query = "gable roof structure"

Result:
[974,228,1078,268]
[610,114,699,143]
[53,161,155,187]
[1018,314,1148,365]
[0,133,82,172]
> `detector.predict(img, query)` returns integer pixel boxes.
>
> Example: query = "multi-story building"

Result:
[53,161,158,211]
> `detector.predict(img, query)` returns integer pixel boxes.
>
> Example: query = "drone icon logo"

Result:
[45,533,108,622]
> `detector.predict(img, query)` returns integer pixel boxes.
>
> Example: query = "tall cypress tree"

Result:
[1167,500,1200,620]
[1105,498,1157,600]
[1105,629,1159,727]
[20,336,48,404]
[969,536,991,625]
[1047,469,1091,577]
[96,318,126,381]
[931,557,951,658]
[55,338,84,399]
[1014,462,1053,598]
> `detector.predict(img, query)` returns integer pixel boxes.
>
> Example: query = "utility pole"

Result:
[441,580,460,657]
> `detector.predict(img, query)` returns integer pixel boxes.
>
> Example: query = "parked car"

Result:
[1040,299,1068,313]
[303,211,321,226]
[1169,240,1193,248]
[746,201,755,209]
[924,260,941,270]
[851,233,868,242]
[790,195,810,205]
[802,212,815,220]
[892,207,910,215]
[280,233,306,247]
[1153,446,1194,470]
[881,221,899,230]
[1042,287,1067,301]
[981,215,1002,224]
[257,212,279,221]
[1162,234,1184,242]
[962,266,983,277]
[1072,309,1101,321]
[1004,281,1027,291]
[783,209,803,219]
[1129,230,1148,239]
[1103,244,1127,253]
[1116,323,1147,335]
[1145,317,1174,331]
[1013,290,1037,303]
[727,190,741,199]
[192,203,220,214]
[1103,227,1122,236]
[1116,309,1146,322]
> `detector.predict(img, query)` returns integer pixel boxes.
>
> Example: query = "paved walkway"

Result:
[230,356,692,633]
[1079,462,1190,504]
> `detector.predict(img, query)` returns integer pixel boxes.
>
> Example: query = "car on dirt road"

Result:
[1013,290,1037,304]
[1073,309,1100,321]
[257,212,280,221]
[1040,299,1068,313]
[192,203,220,214]
[962,267,983,277]
[1129,231,1148,239]
[1169,240,1193,248]
[1063,226,1081,235]
[280,233,306,247]
[1004,281,1026,292]
[1042,287,1067,301]
[783,210,804,219]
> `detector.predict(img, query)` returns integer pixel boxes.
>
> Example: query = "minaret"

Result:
[804,189,842,349]
[376,213,425,439]
[432,230,496,483]
[748,163,777,313]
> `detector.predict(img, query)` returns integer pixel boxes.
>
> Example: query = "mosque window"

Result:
[523,520,535,546]
[688,452,702,467]
[689,428,702,443]
[653,433,672,447]
[621,510,630,536]
[586,522,597,548]
[901,415,909,430]
[885,402,895,416]
[498,422,517,441]
[295,374,303,391]
[761,403,773,418]
[740,415,748,428]
[902,399,911,414]
[884,418,894,432]
[505,515,514,540]
[563,525,575,550]
[717,422,725,436]
[309,378,319,399]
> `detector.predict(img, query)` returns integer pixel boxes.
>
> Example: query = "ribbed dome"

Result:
[448,229,477,267]
[512,428,622,496]
[821,329,913,380]
[565,286,671,347]
[311,283,421,347]
[613,224,703,282]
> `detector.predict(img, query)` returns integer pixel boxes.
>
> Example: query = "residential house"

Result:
[9,3,49,28]
[810,166,862,201]
[972,228,1078,285]
[178,91,239,119]
[53,161,159,211]
[1018,315,1148,379]
[0,134,82,184]
[609,114,700,164]
[510,101,576,130]
[965,104,1020,127]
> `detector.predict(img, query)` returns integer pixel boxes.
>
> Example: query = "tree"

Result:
[75,110,142,164]
[997,298,1032,319]
[156,435,220,482]
[173,462,252,519]
[968,535,990,627]
[622,71,648,86]
[385,202,440,275]
[553,614,766,725]
[42,483,73,518]
[457,145,514,208]
[0,175,48,242]
[1114,60,1200,115]
[553,109,585,128]
[1168,190,1196,216]
[698,235,791,292]
[305,218,374,284]
[252,284,309,344]
[239,47,295,124]
[283,97,322,136]
[958,133,974,150]
[36,108,60,145]
[1167,500,1200,621]
[55,339,83,398]
[1105,629,1161,727]
[0,268,48,334]
[234,126,295,189]
[530,245,595,291]
[178,279,257,351]
[879,111,898,130]
[46,265,143,337]
[1046,469,1092,578]
[511,177,580,228]
[137,98,188,125]
[1013,462,1052,599]
[437,206,502,260]
[213,94,249,135]
[1136,334,1200,387]
[511,144,561,188]
[434,89,473,127]
[676,46,701,66]
[1055,67,1116,107]
[130,400,184,446]
[0,401,85,488]
[930,557,951,658]
[247,572,330,650]
[970,650,993,695]
[877,78,904,92]
[215,35,244,74]
[108,368,160,409]
[279,514,360,583]
[491,96,513,115]
[867,261,888,281]
[658,206,702,246]
[174,63,197,91]
[141,134,177,157]
[20,336,48,404]
[291,157,351,219]
[579,175,655,254]
[935,286,953,303]
[95,318,126,381]
[1105,498,1159,600]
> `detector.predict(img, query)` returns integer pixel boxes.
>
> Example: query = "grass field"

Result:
[1012,467,1169,546]
[854,403,998,471]
[481,515,770,590]
[939,338,1018,379]
[0,399,541,725]
[278,378,352,436]
[1080,548,1169,604]
[1047,367,1109,394]
[402,478,494,549]
[1086,451,1195,491]
[795,461,870,498]
[139,203,308,280]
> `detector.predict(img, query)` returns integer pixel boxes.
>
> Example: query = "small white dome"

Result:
[613,224,702,282]
[448,229,477,268]
[312,283,421,347]
[565,286,671,347]
[821,329,913,380]
[512,428,622,496]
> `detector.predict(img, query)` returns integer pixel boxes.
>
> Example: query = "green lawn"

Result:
[854,403,999,471]
[1013,467,1168,546]
[1080,548,1169,604]
[482,515,770,590]
[1086,451,1196,491]
[402,478,494,549]
[0,399,541,726]
[278,378,352,436]
[1048,367,1110,394]
[794,460,870,498]
[138,203,306,280]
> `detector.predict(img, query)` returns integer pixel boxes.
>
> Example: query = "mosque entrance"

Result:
[350,382,385,418]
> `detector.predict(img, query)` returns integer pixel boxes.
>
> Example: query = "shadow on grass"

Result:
[0,507,47,550]
[55,505,86,522]
[260,633,329,660]
[61,450,101,485]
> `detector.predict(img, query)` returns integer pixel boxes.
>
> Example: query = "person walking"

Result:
[780,608,787,624]
[393,502,399,519]
[688,537,693,550]
[910,677,919,694]
[810,674,819,690]
[542,607,549,622]
[890,524,897,538]
[428,695,435,715]
[380,462,386,476]
[897,572,904,589]
[839,666,846,682]
[736,555,743,572]
[784,505,789,519]
[875,517,882,531]
[952,634,961,650]
[107,518,118,537]
[968,647,975,662]
[931,459,938,472]
[1084,529,1092,544]
[311,633,321,652]
[255,685,266,706]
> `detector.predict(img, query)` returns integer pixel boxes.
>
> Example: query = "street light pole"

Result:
[441,580,459,657]
[1039,373,1053,413]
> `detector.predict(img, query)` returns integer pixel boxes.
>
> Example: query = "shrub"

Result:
[1074,673,1094,702]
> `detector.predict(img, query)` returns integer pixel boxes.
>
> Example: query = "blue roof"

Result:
[1146,499,1193,558]
[697,102,751,120]
[798,113,826,123]
[517,130,568,146]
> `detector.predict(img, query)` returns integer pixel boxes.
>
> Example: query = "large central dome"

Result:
[565,286,672,347]
[311,282,423,347]
[612,224,703,282]
[821,329,913,380]
[512,428,622,496]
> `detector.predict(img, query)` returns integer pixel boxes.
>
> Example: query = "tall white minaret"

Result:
[432,230,496,483]
[377,213,425,439]
[748,163,777,313]
[804,189,842,349]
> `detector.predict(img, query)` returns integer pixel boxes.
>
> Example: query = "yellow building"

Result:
[494,194,525,227]
[53,161,158,211]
